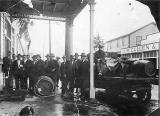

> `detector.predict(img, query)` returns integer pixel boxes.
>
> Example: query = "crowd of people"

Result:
[2,50,93,100]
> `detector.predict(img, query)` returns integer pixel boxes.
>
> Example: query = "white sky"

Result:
[29,0,155,60]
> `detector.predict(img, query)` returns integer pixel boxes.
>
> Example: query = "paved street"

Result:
[0,86,117,116]
[0,85,159,116]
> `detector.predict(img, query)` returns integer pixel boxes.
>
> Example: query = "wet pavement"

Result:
[0,87,117,116]
[0,84,158,116]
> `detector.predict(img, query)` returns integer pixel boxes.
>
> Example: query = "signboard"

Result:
[121,42,159,54]
[10,14,66,22]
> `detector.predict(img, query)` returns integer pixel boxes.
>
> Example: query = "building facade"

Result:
[0,12,30,72]
[105,22,159,69]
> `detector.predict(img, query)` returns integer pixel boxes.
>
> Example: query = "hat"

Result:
[50,53,55,57]
[45,54,50,57]
[56,56,60,59]
[32,55,36,58]
[36,54,41,58]
[27,54,30,56]
[98,45,104,48]
[70,55,75,58]
[17,54,21,57]
[19,106,34,116]
[62,55,66,58]
[7,51,11,53]
[81,53,87,57]
[23,54,26,57]
[74,53,79,56]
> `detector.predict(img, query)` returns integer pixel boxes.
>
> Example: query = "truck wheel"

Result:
[136,90,151,103]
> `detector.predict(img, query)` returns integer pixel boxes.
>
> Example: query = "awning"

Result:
[0,0,88,22]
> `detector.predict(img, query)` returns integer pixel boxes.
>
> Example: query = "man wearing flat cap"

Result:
[79,53,90,100]
[12,54,24,89]
[66,55,77,93]
[46,53,59,83]
[2,51,12,89]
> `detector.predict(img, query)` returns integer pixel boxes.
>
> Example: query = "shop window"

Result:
[136,36,142,45]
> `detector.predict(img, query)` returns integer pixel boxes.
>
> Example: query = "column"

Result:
[158,2,160,106]
[89,0,96,99]
[65,19,73,60]
[49,20,51,54]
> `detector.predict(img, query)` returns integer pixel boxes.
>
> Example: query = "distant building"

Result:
[104,22,159,69]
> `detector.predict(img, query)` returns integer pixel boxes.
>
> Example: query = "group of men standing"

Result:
[2,45,105,100]
[2,51,34,90]
[60,52,90,99]
[2,51,61,93]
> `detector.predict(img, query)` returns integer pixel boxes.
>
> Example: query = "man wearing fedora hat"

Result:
[21,54,28,89]
[34,54,45,77]
[56,56,61,87]
[74,53,81,93]
[45,54,50,66]
[25,54,34,90]
[12,54,24,89]
[2,50,12,89]
[95,45,105,75]
[79,52,90,100]
[46,53,59,83]
[60,55,68,96]
[66,54,77,93]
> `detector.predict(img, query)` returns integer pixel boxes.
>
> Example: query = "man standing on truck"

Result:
[94,45,105,75]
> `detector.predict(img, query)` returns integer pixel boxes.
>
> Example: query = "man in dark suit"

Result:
[34,54,45,77]
[60,55,68,96]
[56,56,61,87]
[94,45,105,75]
[22,54,28,89]
[44,54,50,73]
[12,54,24,89]
[95,45,105,63]
[79,53,90,100]
[66,55,77,93]
[46,53,59,83]
[2,51,12,89]
[74,53,81,93]
[10,53,16,89]
[26,54,34,90]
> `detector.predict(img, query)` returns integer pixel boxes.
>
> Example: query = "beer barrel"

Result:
[130,60,156,77]
[34,76,55,97]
